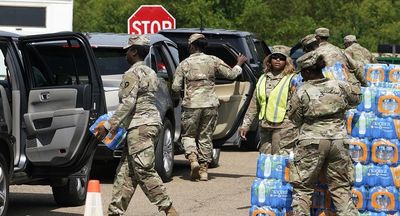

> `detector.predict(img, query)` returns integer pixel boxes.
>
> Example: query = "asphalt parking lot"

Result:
[9,147,259,216]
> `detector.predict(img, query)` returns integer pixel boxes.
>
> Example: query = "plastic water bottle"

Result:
[249,205,280,216]
[354,162,365,186]
[388,64,400,83]
[368,186,398,212]
[250,178,262,205]
[358,112,367,138]
[365,164,378,187]
[256,154,266,179]
[351,186,368,210]
[349,138,369,163]
[380,165,393,187]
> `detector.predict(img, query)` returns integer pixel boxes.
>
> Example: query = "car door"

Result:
[18,33,105,173]
[208,43,257,146]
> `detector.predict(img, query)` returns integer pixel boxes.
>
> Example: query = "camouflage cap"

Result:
[271,45,290,57]
[296,51,321,70]
[301,34,317,47]
[344,35,357,43]
[315,27,330,37]
[123,35,150,49]
[188,33,206,44]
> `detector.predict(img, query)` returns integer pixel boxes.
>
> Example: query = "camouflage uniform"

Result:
[315,41,367,87]
[107,57,172,214]
[241,71,297,155]
[288,51,361,216]
[241,45,298,155]
[344,35,377,78]
[172,52,242,163]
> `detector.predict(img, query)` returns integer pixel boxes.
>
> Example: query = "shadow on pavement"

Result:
[9,193,83,216]
[90,160,119,184]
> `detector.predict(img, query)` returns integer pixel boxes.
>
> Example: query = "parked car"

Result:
[159,28,269,150]
[0,31,106,215]
[87,32,258,180]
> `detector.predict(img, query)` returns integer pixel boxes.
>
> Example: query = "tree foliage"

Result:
[74,0,399,51]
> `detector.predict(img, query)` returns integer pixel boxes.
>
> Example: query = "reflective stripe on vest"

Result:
[257,74,294,122]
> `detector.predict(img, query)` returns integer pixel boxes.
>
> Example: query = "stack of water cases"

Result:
[250,154,293,216]
[347,63,400,215]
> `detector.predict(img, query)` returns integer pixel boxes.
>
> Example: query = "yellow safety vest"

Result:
[256,73,294,123]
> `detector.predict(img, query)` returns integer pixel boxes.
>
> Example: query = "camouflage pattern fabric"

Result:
[181,107,218,163]
[315,41,368,86]
[288,78,361,140]
[171,52,242,108]
[258,124,297,155]
[242,71,298,154]
[290,139,358,216]
[108,125,172,215]
[109,61,162,130]
[345,43,377,66]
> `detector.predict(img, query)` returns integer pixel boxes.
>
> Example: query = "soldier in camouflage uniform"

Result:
[288,51,361,216]
[314,27,368,87]
[344,35,377,74]
[95,35,178,216]
[240,45,298,155]
[172,33,247,181]
[300,34,319,53]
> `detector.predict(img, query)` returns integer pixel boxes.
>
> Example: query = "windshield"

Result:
[92,47,130,75]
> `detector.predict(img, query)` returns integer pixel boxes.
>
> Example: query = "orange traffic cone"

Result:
[84,180,103,216]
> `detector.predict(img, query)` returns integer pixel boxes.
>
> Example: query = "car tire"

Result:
[0,154,9,216]
[155,119,174,182]
[209,148,221,168]
[52,164,90,206]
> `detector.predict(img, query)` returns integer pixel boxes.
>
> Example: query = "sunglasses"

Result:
[271,54,286,61]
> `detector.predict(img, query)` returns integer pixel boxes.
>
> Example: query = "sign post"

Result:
[127,5,176,35]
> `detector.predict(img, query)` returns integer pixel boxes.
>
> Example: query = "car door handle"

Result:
[40,92,50,101]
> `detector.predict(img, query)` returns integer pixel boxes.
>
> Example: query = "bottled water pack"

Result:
[89,113,127,150]
[256,154,292,182]
[251,179,292,208]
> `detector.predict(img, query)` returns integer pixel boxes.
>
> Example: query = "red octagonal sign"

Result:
[127,5,176,35]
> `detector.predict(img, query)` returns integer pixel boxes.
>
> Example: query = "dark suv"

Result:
[0,31,106,215]
[159,28,271,150]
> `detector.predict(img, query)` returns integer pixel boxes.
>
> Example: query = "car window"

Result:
[166,43,179,67]
[23,39,91,88]
[245,36,258,64]
[92,47,130,76]
[0,46,7,80]
[254,40,270,65]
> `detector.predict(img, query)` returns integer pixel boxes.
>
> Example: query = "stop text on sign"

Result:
[131,20,173,35]
[127,5,176,35]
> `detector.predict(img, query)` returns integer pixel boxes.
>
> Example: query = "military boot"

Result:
[164,204,179,216]
[188,152,200,180]
[199,162,208,181]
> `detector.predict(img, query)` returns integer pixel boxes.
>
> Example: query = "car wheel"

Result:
[209,148,221,168]
[155,119,174,182]
[52,164,90,206]
[0,154,9,216]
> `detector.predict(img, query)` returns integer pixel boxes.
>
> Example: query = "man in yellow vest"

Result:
[240,45,298,155]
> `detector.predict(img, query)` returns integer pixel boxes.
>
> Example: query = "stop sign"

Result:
[127,5,176,35]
